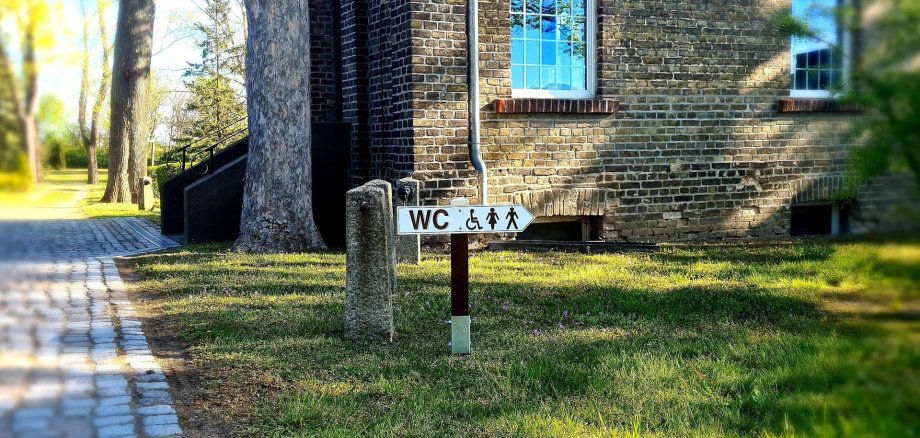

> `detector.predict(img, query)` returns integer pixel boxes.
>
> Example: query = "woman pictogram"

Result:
[485,208,499,229]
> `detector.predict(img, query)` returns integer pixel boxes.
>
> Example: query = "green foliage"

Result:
[772,10,817,40]
[0,152,33,192]
[776,1,920,193]
[842,0,920,192]
[172,0,247,160]
[96,145,109,169]
[65,144,89,169]
[130,240,920,436]
[147,163,181,197]
[37,95,69,142]
[44,136,67,170]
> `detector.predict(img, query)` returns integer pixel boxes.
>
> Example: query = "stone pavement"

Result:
[0,217,182,438]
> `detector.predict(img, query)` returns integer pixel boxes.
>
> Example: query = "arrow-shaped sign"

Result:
[397,205,535,235]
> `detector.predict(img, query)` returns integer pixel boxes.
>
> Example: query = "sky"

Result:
[40,0,206,127]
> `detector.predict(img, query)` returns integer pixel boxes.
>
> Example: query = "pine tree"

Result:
[175,0,247,158]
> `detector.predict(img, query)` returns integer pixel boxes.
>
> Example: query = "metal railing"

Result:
[166,117,249,174]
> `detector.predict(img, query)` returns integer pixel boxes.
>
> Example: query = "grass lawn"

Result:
[82,169,161,224]
[126,240,920,437]
[0,168,160,222]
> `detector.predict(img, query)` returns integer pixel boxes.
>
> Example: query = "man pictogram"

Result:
[485,208,499,230]
[506,207,519,229]
[466,209,483,230]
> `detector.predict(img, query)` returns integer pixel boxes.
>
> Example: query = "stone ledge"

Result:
[778,98,863,114]
[493,98,620,114]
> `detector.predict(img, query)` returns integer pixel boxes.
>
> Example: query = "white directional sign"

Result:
[397,205,535,235]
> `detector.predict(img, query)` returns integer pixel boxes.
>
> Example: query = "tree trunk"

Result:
[22,114,40,183]
[233,0,326,253]
[79,0,100,185]
[0,23,42,184]
[103,0,155,203]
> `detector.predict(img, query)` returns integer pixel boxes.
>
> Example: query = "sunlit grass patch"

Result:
[128,239,920,437]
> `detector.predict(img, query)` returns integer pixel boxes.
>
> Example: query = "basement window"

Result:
[516,216,602,241]
[790,202,851,236]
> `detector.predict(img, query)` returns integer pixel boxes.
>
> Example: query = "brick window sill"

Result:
[493,98,620,114]
[778,98,863,114]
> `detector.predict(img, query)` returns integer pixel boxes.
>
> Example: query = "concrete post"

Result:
[395,177,421,264]
[140,177,155,211]
[344,180,395,341]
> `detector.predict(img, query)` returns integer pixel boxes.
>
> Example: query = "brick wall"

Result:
[340,0,417,184]
[392,0,915,242]
[310,0,339,122]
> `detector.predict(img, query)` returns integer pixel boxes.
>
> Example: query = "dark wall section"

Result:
[163,123,353,247]
[312,123,352,247]
[184,155,247,244]
[161,138,249,235]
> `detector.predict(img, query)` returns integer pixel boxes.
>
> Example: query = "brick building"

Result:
[305,0,916,242]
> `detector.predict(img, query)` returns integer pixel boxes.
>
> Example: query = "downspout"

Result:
[467,0,488,204]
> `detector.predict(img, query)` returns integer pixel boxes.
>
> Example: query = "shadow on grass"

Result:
[126,242,920,437]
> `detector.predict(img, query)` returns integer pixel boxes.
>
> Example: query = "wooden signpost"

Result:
[397,198,535,354]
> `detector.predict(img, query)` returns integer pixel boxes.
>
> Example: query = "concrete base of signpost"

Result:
[451,315,471,355]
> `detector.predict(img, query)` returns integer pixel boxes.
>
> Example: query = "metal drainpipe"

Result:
[468,0,488,204]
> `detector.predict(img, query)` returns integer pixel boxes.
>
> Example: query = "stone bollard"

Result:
[344,180,396,341]
[140,177,155,211]
[395,177,421,264]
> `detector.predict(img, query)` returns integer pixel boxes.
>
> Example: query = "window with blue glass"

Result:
[511,0,594,98]
[791,0,848,97]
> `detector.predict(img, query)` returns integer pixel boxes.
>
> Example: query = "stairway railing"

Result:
[166,117,249,174]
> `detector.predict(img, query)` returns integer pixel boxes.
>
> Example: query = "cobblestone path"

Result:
[0,217,182,438]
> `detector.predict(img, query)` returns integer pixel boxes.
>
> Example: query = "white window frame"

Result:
[789,0,852,99]
[511,0,597,99]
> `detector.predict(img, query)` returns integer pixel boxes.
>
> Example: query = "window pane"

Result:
[526,0,540,13]
[808,69,819,89]
[526,66,540,88]
[557,67,571,89]
[512,66,525,88]
[511,14,524,38]
[808,50,819,68]
[511,0,524,13]
[791,0,841,92]
[541,66,556,88]
[557,42,572,65]
[557,0,571,15]
[795,69,807,89]
[572,42,586,68]
[526,15,541,39]
[541,16,557,40]
[572,17,586,42]
[830,70,841,87]
[542,0,556,15]
[526,40,540,64]
[572,0,585,16]
[572,67,585,89]
[512,39,524,64]
[542,41,556,65]
[819,70,830,89]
